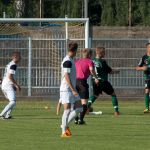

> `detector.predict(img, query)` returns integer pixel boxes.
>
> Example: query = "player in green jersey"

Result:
[87,47,120,116]
[136,43,150,113]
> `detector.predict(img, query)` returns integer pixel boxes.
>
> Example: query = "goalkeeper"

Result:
[87,47,120,116]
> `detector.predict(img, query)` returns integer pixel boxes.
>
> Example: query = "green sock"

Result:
[111,95,119,112]
[144,93,149,110]
[87,95,97,108]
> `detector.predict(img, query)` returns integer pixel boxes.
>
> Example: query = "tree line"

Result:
[0,0,150,26]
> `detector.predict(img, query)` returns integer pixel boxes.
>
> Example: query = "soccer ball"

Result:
[44,106,49,109]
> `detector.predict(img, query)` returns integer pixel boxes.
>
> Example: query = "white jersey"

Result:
[2,61,17,88]
[60,55,76,92]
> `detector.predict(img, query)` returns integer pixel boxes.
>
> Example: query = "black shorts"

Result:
[93,80,114,96]
[145,79,150,89]
[76,79,89,99]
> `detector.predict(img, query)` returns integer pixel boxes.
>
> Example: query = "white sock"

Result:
[5,109,12,118]
[0,101,16,117]
[71,104,74,111]
[68,107,83,125]
[67,110,76,125]
[61,109,71,134]
[89,111,103,115]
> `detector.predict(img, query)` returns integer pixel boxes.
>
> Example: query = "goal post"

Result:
[0,17,89,97]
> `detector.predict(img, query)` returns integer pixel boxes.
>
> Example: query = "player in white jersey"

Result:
[0,52,21,119]
[60,42,83,138]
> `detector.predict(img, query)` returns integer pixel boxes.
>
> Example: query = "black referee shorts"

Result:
[76,79,89,99]
[93,80,114,96]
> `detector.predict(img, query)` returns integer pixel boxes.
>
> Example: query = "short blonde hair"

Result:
[82,48,93,58]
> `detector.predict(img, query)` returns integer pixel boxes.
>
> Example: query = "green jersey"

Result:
[93,58,112,81]
[138,54,150,80]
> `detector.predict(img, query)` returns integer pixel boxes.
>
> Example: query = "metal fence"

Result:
[0,18,89,97]
[0,37,148,97]
[92,38,148,97]
[0,19,148,98]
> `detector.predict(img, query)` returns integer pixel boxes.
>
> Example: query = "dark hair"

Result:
[146,43,150,47]
[82,48,93,58]
[96,47,105,51]
[68,42,78,52]
[12,52,20,57]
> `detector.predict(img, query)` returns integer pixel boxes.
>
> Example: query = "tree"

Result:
[88,0,102,25]
[23,0,39,18]
[0,0,15,18]
[14,0,25,18]
[101,0,116,26]
[115,0,128,26]
[60,0,82,18]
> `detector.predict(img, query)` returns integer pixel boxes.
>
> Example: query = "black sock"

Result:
[75,116,79,122]
[79,104,87,122]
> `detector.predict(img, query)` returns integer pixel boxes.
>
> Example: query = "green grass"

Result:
[0,99,150,150]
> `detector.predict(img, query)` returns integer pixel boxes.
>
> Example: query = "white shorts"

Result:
[60,91,80,105]
[2,85,16,101]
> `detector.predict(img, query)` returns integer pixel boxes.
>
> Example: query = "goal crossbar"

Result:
[0,18,89,23]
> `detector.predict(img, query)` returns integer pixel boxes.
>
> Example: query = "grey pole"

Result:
[3,12,6,18]
[40,0,42,18]
[129,0,132,27]
[84,0,88,18]
[28,37,32,96]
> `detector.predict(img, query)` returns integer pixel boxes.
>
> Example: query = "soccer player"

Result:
[60,42,83,138]
[75,48,99,124]
[0,52,21,119]
[56,100,102,116]
[87,47,120,116]
[136,43,150,113]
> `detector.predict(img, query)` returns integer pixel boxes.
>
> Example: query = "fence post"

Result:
[85,19,89,48]
[28,37,32,96]
[65,15,69,52]
[3,12,6,18]
[85,19,92,96]
[88,37,92,96]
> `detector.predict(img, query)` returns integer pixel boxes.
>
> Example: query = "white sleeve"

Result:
[9,69,16,75]
[64,68,71,73]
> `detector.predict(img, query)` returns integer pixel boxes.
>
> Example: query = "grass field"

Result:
[0,99,150,150]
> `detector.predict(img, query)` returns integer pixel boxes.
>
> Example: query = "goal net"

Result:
[0,18,89,97]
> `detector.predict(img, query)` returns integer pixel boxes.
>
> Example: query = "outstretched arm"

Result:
[110,69,120,74]
[136,66,147,71]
